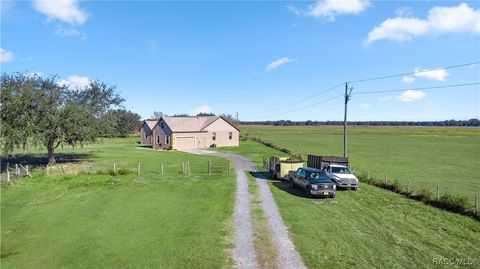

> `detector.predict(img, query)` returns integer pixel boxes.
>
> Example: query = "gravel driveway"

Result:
[182,149,306,269]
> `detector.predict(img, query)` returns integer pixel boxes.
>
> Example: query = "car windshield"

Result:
[331,167,350,174]
[306,171,325,179]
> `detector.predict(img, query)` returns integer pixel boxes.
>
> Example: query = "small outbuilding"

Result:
[140,120,158,144]
[152,116,239,150]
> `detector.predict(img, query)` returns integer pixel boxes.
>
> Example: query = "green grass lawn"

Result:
[1,137,235,268]
[216,140,480,269]
[240,125,480,205]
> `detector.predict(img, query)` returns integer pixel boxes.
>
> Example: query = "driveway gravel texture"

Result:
[182,149,306,269]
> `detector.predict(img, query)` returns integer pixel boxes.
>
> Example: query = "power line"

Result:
[352,82,480,95]
[260,94,344,119]
[262,82,344,113]
[261,61,478,114]
[349,61,479,84]
[255,82,479,120]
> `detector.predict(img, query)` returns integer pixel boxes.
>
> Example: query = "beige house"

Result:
[140,120,158,144]
[152,116,239,150]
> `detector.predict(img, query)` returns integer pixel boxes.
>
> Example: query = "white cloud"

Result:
[366,3,480,44]
[402,76,415,83]
[395,7,414,17]
[287,4,301,16]
[33,0,88,25]
[305,0,371,20]
[194,105,212,114]
[58,75,91,89]
[378,96,392,101]
[0,48,14,63]
[413,67,449,81]
[360,102,371,108]
[266,57,294,71]
[397,90,426,102]
[54,25,87,40]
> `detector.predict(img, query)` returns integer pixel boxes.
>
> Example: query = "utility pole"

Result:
[343,82,352,158]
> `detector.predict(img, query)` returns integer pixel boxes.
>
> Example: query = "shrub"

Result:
[436,193,469,214]
[116,168,132,175]
[411,187,433,202]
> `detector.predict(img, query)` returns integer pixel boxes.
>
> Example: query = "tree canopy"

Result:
[1,72,124,164]
[101,109,142,137]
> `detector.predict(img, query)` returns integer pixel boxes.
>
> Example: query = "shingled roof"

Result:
[161,116,238,132]
[144,120,158,130]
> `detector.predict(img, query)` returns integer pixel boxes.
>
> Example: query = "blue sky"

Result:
[1,0,479,121]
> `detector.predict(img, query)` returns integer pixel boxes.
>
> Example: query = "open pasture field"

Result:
[240,125,480,205]
[215,140,480,269]
[1,137,235,269]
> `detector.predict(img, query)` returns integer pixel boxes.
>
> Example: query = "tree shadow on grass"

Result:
[0,153,92,172]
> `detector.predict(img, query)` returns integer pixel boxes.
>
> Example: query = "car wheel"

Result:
[330,194,336,198]
[289,179,294,188]
[305,187,313,198]
[352,187,358,191]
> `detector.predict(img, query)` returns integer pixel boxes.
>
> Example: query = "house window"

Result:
[165,136,170,144]
[229,132,232,140]
[212,132,216,141]
[145,132,148,139]
[160,122,164,129]
[156,136,160,144]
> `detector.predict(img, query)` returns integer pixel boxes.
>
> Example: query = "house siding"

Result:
[203,119,239,148]
[151,117,239,150]
[140,124,152,144]
[152,119,173,150]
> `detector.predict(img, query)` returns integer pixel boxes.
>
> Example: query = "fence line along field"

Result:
[1,137,235,268]
[240,125,480,206]
[214,139,480,269]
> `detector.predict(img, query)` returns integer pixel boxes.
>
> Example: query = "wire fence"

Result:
[0,158,233,183]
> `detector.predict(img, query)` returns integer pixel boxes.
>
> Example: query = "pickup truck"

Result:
[307,155,359,191]
[323,164,359,191]
[288,167,336,198]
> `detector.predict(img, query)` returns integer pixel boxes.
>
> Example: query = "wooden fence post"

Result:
[436,186,440,202]
[19,164,31,177]
[182,161,185,174]
[208,161,211,175]
[7,169,10,182]
[61,165,66,175]
[89,162,93,174]
[187,161,190,174]
[406,179,411,193]
[137,162,141,175]
[384,173,388,184]
[161,162,164,175]
[366,170,369,180]
[113,163,116,173]
[46,165,50,176]
[227,162,230,174]
[15,164,20,176]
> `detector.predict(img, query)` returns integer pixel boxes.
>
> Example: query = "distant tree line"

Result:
[147,112,239,126]
[242,119,480,127]
[0,72,141,164]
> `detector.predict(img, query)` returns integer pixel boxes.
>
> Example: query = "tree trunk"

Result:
[47,140,56,165]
